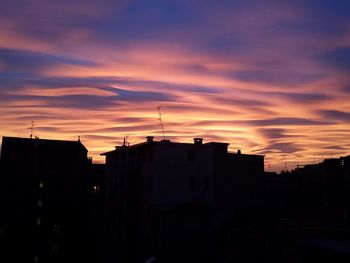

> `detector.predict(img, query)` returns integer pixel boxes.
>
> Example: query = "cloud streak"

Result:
[1,0,350,171]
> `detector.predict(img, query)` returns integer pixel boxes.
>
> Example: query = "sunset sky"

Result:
[1,0,350,171]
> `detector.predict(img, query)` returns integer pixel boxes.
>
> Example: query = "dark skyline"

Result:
[1,135,350,262]
[1,0,350,171]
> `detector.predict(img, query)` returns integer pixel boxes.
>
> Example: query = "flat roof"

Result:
[2,136,88,152]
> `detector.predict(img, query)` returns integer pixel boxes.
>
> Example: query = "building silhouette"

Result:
[1,134,350,262]
[101,137,264,263]
[292,155,350,220]
[0,136,103,263]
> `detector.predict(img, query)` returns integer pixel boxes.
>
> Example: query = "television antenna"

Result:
[29,121,35,139]
[157,106,166,140]
[123,135,129,146]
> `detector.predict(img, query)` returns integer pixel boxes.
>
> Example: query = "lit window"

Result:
[39,181,44,189]
[34,256,39,263]
[51,243,59,254]
[36,217,41,226]
[53,224,60,234]
[93,186,100,194]
[38,200,42,207]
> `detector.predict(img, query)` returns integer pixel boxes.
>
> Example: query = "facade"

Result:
[102,137,264,263]
[215,155,350,263]
[0,136,103,263]
[293,155,350,220]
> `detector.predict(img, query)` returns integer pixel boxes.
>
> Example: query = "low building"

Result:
[292,155,350,220]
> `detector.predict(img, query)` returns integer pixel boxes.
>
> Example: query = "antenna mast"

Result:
[29,121,35,139]
[157,106,166,140]
[123,135,129,147]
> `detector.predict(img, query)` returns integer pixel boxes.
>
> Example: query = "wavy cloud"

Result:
[1,0,350,171]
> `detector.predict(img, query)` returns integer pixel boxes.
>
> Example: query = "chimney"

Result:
[146,136,154,143]
[237,149,241,155]
[193,138,203,145]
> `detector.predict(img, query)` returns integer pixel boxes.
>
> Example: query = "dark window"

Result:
[203,176,209,192]
[148,176,153,191]
[187,150,194,162]
[148,150,153,162]
[141,176,144,191]
[189,176,195,192]
[140,151,145,163]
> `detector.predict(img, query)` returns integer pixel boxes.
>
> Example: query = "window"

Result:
[189,176,195,192]
[148,150,153,162]
[141,176,145,191]
[38,200,42,207]
[203,176,209,192]
[187,150,194,162]
[51,243,59,254]
[53,224,60,234]
[148,176,153,191]
[36,217,41,226]
[39,181,44,189]
[92,185,100,194]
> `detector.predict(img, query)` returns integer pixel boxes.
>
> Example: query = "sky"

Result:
[0,0,350,171]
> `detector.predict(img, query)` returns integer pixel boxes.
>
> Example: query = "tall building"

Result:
[102,137,264,263]
[0,136,103,263]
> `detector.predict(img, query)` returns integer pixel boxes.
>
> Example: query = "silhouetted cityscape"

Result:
[2,0,350,262]
[0,135,349,263]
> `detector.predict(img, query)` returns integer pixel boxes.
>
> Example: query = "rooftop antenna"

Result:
[284,162,288,171]
[123,135,129,147]
[157,106,166,140]
[29,121,35,139]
